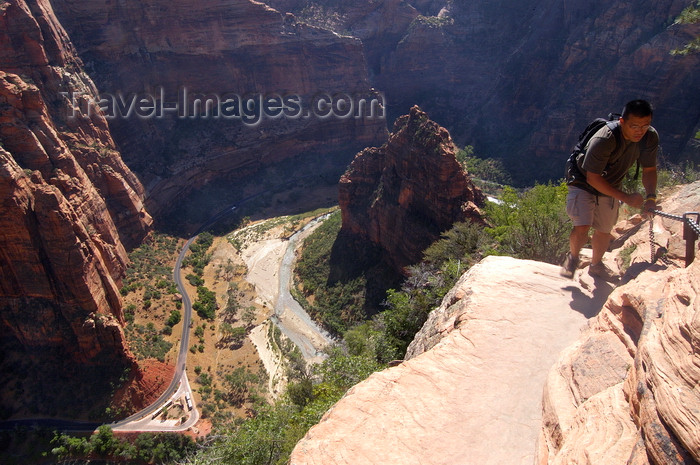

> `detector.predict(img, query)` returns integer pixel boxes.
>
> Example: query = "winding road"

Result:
[0,199,334,434]
[110,234,199,432]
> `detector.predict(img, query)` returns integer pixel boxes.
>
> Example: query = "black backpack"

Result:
[564,113,636,195]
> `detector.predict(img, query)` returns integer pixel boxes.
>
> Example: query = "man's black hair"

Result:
[622,99,653,119]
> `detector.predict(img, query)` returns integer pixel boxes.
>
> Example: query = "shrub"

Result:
[166,310,182,327]
[485,182,569,264]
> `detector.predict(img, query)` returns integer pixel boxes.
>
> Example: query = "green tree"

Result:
[166,309,182,327]
[242,305,257,328]
[220,323,247,347]
[230,326,247,346]
[223,283,240,322]
[223,367,255,406]
[89,425,120,456]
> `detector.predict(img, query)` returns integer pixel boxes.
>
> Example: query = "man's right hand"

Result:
[625,192,644,208]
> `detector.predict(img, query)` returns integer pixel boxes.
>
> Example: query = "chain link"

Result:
[647,208,699,266]
[649,209,684,222]
[688,213,700,237]
[649,211,655,263]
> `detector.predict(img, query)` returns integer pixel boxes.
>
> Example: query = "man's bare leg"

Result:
[570,225,590,259]
[590,229,612,265]
[561,225,590,278]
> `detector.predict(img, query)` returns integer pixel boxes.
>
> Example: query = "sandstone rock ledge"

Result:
[290,255,594,465]
[289,182,699,465]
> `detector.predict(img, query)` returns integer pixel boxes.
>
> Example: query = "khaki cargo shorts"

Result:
[566,186,620,234]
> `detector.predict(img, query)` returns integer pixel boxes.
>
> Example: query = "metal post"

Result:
[683,213,699,268]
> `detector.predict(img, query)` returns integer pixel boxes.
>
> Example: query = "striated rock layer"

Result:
[0,0,152,417]
[338,105,485,274]
[537,181,700,465]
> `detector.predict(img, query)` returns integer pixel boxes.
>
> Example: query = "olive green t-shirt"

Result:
[580,121,659,189]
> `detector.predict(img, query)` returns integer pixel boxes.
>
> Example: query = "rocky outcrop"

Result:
[47,0,388,216]
[290,181,699,465]
[0,0,152,416]
[537,181,700,465]
[338,105,485,274]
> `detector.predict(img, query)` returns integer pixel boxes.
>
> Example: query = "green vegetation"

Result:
[671,0,699,55]
[120,232,183,361]
[122,233,180,297]
[293,211,369,334]
[619,244,638,273]
[49,425,195,464]
[228,207,337,252]
[377,221,489,360]
[193,285,217,320]
[186,273,205,286]
[293,182,571,361]
[456,145,513,186]
[484,182,570,264]
[622,159,699,195]
[179,230,218,321]
[182,346,380,465]
[124,322,173,362]
[184,232,214,275]
[220,322,247,348]
[166,309,182,327]
[410,14,454,30]
[183,164,698,464]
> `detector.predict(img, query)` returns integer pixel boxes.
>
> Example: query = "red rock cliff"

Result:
[0,0,152,416]
[338,105,485,274]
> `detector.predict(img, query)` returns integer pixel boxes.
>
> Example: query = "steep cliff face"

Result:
[267,0,700,184]
[48,0,388,217]
[338,105,485,274]
[0,0,152,417]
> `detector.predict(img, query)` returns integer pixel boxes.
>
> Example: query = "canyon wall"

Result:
[0,0,152,417]
[338,105,485,275]
[267,0,700,185]
[48,0,389,217]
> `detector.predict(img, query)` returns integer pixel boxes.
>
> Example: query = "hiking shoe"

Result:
[560,252,579,278]
[588,262,620,283]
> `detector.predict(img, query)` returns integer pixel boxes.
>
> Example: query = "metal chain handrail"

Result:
[648,208,700,267]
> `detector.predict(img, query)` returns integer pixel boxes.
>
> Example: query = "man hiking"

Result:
[560,99,659,282]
